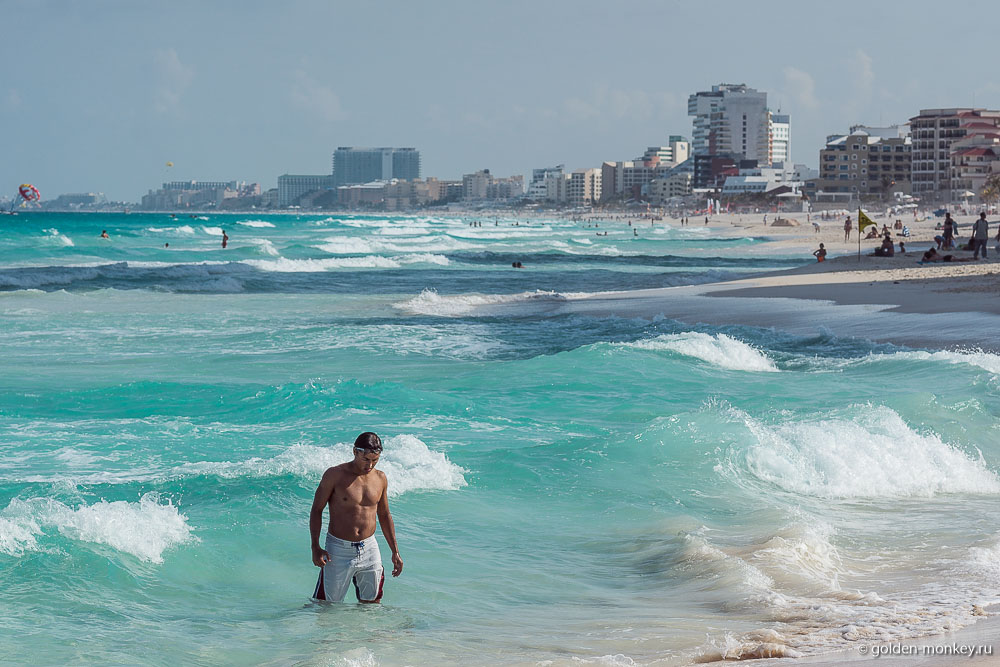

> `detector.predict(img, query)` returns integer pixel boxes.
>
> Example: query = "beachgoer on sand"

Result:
[872,236,895,257]
[844,217,852,241]
[972,212,990,259]
[310,432,403,603]
[922,248,973,263]
[943,214,955,249]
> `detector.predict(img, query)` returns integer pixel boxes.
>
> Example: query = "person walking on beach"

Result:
[843,216,852,241]
[310,432,403,603]
[221,230,229,249]
[942,214,955,249]
[972,212,990,259]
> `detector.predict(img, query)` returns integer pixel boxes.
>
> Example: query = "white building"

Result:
[544,173,570,203]
[635,137,690,166]
[527,165,564,200]
[462,170,492,200]
[770,114,790,164]
[688,83,789,167]
[567,169,601,206]
[721,162,802,196]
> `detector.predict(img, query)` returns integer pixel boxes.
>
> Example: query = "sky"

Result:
[2,0,999,202]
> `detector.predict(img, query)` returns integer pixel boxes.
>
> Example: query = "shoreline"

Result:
[747,609,1000,667]
[546,214,1000,665]
[548,211,1000,351]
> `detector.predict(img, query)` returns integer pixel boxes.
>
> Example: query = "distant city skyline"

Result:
[2,0,998,201]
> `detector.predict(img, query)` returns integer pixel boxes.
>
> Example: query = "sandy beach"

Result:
[530,209,999,352]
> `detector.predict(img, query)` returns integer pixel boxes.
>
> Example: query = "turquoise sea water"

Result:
[1,212,999,665]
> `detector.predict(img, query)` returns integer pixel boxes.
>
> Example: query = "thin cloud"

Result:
[152,48,194,114]
[853,49,875,96]
[783,66,818,109]
[290,71,346,123]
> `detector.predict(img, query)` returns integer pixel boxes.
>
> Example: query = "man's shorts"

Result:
[313,534,384,602]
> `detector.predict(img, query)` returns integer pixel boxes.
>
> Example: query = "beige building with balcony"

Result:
[649,172,693,204]
[567,169,601,206]
[809,127,911,202]
[910,108,1000,200]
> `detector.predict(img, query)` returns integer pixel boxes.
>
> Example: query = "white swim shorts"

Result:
[313,533,384,602]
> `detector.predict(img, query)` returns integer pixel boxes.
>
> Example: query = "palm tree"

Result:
[981,173,1000,212]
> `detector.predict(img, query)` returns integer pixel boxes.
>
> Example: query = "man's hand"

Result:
[391,552,403,577]
[312,546,330,568]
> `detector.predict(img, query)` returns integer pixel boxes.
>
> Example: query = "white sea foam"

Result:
[124,260,228,269]
[236,220,276,228]
[962,537,1000,582]
[729,405,1000,499]
[316,237,377,254]
[241,254,447,272]
[571,654,637,666]
[329,323,505,359]
[0,515,41,556]
[54,447,102,466]
[146,225,197,234]
[626,333,778,372]
[871,349,1000,375]
[201,226,225,235]
[396,288,569,317]
[678,531,776,594]
[681,520,987,659]
[42,228,74,247]
[247,238,280,256]
[0,493,194,562]
[697,631,803,662]
[317,234,477,254]
[175,435,466,496]
[328,648,379,667]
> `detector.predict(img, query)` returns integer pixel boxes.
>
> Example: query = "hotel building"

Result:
[909,109,1000,200]
[332,147,421,186]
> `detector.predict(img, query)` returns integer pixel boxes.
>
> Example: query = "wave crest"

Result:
[728,406,1000,498]
[396,288,569,317]
[0,493,194,563]
[627,332,778,372]
[176,435,466,496]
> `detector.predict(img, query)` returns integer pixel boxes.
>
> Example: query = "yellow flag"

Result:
[857,208,876,232]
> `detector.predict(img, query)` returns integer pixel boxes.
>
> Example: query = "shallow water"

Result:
[1,212,999,665]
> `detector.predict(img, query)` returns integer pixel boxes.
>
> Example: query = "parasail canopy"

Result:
[18,183,40,203]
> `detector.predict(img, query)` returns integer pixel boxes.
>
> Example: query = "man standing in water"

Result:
[310,432,403,602]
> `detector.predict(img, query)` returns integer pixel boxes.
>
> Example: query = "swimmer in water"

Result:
[310,432,402,602]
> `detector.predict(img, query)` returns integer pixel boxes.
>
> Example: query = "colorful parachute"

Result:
[18,184,40,206]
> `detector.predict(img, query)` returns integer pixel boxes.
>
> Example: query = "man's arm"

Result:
[376,473,403,577]
[310,468,336,567]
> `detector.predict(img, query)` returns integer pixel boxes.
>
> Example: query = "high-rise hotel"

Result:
[332,147,421,186]
[687,84,790,186]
